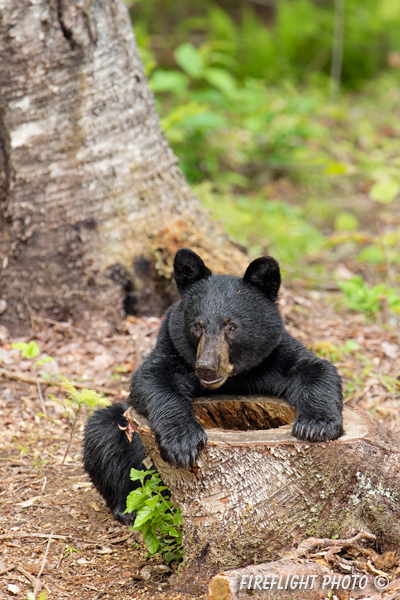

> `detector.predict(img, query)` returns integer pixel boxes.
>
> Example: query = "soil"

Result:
[0,296,399,600]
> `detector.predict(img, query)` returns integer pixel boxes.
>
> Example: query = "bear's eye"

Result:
[193,322,202,333]
[227,324,238,333]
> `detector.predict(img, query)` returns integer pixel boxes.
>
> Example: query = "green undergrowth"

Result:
[128,1,400,321]
[339,276,400,316]
[195,182,325,265]
[126,468,183,565]
[133,0,400,89]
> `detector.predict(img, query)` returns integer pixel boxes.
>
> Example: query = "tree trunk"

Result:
[0,0,245,332]
[125,397,400,593]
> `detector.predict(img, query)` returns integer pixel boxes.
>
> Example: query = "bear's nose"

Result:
[196,365,219,382]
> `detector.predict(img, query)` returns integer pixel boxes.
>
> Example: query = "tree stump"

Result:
[125,397,400,591]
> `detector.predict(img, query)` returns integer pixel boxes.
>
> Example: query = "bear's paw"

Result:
[292,416,344,443]
[156,420,207,469]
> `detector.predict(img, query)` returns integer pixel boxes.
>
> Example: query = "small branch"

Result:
[17,566,40,590]
[27,504,67,511]
[0,565,41,590]
[61,406,81,466]
[0,532,99,544]
[0,367,127,397]
[37,379,46,415]
[57,546,66,570]
[292,531,376,559]
[33,531,53,599]
[0,565,15,576]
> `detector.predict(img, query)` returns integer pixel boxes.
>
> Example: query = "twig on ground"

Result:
[0,532,100,544]
[0,565,16,576]
[309,297,316,352]
[0,565,41,591]
[36,379,46,415]
[0,367,127,396]
[28,504,67,511]
[56,547,65,571]
[291,531,376,559]
[61,406,81,466]
[17,566,40,589]
[32,531,53,599]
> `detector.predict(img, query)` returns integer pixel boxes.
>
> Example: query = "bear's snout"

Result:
[195,330,233,389]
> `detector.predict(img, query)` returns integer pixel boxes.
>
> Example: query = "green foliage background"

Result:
[127,0,400,318]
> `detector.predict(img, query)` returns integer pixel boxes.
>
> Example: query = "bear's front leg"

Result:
[133,391,207,468]
[288,357,344,443]
[129,356,207,469]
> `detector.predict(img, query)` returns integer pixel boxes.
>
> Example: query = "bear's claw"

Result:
[292,417,343,443]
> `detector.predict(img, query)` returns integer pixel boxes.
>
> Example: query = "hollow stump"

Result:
[125,397,400,591]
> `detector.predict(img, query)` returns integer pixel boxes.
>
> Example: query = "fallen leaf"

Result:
[382,341,398,360]
[140,566,152,580]
[97,546,113,555]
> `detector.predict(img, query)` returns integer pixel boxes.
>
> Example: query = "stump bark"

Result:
[125,397,400,591]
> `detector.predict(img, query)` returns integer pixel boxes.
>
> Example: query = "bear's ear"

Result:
[174,248,212,295]
[243,256,281,300]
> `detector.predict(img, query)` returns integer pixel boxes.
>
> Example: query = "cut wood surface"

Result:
[126,396,400,592]
[207,559,378,600]
[193,396,297,431]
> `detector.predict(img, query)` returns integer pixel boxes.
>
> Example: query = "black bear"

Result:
[84,248,343,524]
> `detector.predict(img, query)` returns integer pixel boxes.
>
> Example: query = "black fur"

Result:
[83,248,343,523]
[83,403,146,524]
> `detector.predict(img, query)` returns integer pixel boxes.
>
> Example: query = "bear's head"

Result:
[169,248,284,389]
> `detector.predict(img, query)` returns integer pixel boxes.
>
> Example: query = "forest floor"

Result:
[1,291,400,600]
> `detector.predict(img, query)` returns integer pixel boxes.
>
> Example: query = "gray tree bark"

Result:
[0,0,245,332]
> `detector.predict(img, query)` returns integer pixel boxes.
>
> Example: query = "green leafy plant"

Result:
[135,0,400,89]
[314,339,360,362]
[27,592,48,600]
[56,378,110,412]
[129,0,400,263]
[339,276,400,316]
[11,340,55,372]
[126,468,183,565]
[11,340,41,359]
[14,438,29,458]
[50,378,110,465]
[63,545,81,557]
